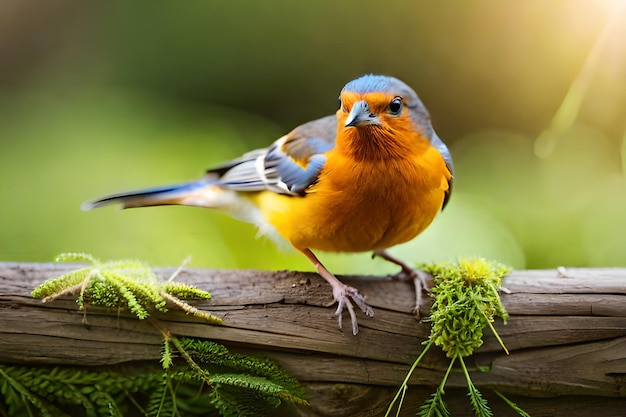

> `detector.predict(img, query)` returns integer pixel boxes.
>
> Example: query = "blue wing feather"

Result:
[211,115,336,195]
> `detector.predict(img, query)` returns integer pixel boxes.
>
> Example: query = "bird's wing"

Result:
[209,115,337,195]
[430,133,454,211]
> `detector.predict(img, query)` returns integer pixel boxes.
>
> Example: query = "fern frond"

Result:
[162,281,212,300]
[0,364,171,417]
[417,355,456,417]
[89,387,122,417]
[417,388,449,417]
[0,366,71,417]
[161,292,222,324]
[210,388,246,417]
[31,267,92,300]
[467,384,492,417]
[213,373,308,406]
[460,356,492,417]
[211,373,284,396]
[178,338,304,399]
[55,253,98,264]
[146,374,175,417]
[161,338,174,370]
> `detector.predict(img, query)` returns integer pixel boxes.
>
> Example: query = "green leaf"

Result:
[459,357,492,417]
[417,389,449,417]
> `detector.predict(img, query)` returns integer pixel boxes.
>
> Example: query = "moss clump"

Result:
[32,253,220,323]
[421,257,510,358]
[386,257,529,417]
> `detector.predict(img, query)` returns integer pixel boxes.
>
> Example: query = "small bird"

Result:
[82,74,454,335]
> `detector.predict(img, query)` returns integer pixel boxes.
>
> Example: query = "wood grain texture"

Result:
[1,262,625,416]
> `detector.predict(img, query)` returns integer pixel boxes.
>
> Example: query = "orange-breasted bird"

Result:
[82,74,454,335]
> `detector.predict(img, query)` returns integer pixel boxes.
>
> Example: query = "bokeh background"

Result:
[1,0,625,274]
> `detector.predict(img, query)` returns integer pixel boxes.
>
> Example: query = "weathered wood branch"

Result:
[1,263,625,416]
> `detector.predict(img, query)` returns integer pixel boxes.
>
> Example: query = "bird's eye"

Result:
[339,99,348,113]
[388,97,403,115]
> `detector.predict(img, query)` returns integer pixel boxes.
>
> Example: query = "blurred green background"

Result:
[1,0,625,274]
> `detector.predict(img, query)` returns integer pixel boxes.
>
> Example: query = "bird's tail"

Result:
[81,178,228,211]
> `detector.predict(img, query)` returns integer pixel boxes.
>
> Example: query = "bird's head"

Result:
[336,74,435,160]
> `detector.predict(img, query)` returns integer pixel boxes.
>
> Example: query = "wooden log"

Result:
[1,262,625,416]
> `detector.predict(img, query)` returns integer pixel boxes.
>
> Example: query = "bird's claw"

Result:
[333,284,374,335]
[388,268,432,319]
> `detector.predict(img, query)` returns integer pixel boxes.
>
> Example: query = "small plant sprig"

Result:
[31,253,222,324]
[386,257,530,417]
[161,335,309,415]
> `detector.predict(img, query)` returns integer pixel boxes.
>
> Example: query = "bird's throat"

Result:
[338,125,430,161]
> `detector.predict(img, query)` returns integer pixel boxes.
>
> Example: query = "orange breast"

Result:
[253,143,451,253]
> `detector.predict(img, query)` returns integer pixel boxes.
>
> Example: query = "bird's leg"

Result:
[372,249,417,279]
[372,249,432,317]
[300,248,374,335]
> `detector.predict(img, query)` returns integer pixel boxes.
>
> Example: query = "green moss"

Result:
[387,257,527,417]
[421,257,510,358]
[32,252,221,323]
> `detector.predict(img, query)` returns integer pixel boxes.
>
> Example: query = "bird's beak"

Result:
[345,100,380,127]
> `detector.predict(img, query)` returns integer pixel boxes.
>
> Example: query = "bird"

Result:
[82,74,454,335]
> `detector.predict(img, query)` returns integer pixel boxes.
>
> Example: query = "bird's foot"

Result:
[388,268,432,318]
[408,270,433,318]
[299,248,374,335]
[332,283,374,336]
[372,250,432,318]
